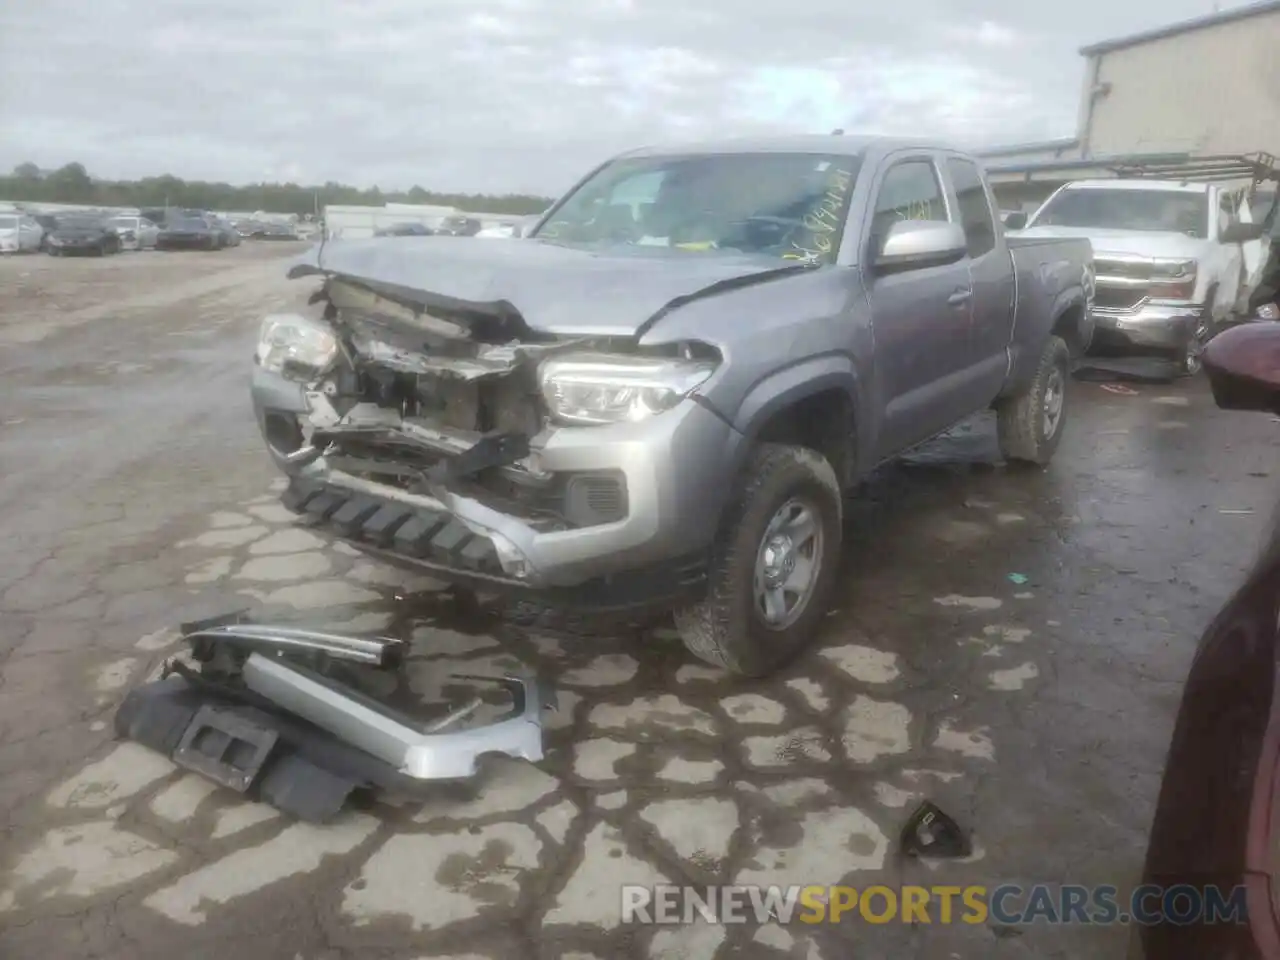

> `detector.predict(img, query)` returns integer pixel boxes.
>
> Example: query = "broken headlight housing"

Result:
[255,314,338,381]
[538,353,717,426]
[1149,259,1198,301]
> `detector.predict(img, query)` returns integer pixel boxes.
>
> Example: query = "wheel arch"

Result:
[731,363,861,491]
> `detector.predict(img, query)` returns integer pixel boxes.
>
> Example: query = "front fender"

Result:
[719,354,864,483]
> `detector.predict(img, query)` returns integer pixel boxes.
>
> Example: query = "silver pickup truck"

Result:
[251,135,1094,676]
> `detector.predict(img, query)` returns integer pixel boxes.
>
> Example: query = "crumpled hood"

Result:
[287,236,811,337]
[1014,225,1210,261]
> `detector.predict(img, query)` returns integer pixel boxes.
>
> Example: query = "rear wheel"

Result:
[996,335,1070,467]
[673,443,842,677]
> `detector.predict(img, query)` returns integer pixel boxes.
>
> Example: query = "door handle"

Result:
[948,288,972,306]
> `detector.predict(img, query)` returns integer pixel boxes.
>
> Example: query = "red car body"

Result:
[1137,321,1280,958]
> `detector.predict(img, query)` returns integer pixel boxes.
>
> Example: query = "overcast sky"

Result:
[0,0,1253,195]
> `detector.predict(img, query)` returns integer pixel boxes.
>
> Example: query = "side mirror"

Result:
[1202,321,1280,414]
[1002,211,1028,230]
[1221,220,1265,244]
[874,221,967,273]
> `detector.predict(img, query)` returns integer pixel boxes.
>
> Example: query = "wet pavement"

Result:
[1,247,1278,960]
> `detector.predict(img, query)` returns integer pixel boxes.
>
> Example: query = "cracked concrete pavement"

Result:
[1,245,1278,960]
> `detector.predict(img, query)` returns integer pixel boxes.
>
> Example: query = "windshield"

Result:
[0,215,17,229]
[1032,188,1209,238]
[170,218,207,229]
[56,216,102,229]
[110,218,138,228]
[531,151,862,263]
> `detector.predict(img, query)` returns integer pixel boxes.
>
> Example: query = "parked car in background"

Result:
[437,214,482,237]
[256,221,299,241]
[0,212,45,253]
[233,219,261,238]
[210,217,241,247]
[374,222,434,237]
[107,215,160,251]
[45,215,122,256]
[475,222,518,239]
[253,136,1094,676]
[156,216,227,251]
[1007,179,1268,374]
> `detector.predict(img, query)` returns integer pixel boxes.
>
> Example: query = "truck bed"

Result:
[1007,234,1095,378]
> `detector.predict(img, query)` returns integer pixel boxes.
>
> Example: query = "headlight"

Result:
[255,313,338,380]
[538,352,717,425]
[1151,259,1196,279]
[1258,303,1280,321]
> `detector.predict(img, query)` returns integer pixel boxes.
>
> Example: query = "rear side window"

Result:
[947,158,996,257]
[869,160,948,255]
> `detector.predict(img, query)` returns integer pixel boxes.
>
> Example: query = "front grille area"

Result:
[282,478,507,575]
[1093,286,1146,311]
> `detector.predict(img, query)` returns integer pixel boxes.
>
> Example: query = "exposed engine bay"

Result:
[276,275,709,531]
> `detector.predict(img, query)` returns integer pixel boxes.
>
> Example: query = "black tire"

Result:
[673,443,842,677]
[996,335,1070,467]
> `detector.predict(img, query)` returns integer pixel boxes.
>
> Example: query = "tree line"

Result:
[0,163,555,216]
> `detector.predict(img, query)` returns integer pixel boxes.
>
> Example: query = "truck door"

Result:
[944,156,1016,407]
[862,155,975,458]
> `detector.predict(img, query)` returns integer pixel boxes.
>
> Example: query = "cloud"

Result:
[0,0,1248,194]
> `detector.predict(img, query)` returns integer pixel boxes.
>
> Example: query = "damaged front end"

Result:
[253,268,725,603]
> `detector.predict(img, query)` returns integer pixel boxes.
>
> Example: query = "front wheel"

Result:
[674,443,842,677]
[996,335,1070,467]
[1179,296,1214,376]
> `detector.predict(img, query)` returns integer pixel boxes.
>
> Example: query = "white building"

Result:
[981,0,1280,209]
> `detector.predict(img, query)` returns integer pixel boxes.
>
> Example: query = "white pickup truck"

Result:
[1007,178,1268,373]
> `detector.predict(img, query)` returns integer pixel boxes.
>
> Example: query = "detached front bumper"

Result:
[114,614,549,822]
[1091,302,1203,352]
[253,364,738,602]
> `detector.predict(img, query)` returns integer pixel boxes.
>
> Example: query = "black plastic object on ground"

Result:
[900,800,972,859]
[115,673,430,822]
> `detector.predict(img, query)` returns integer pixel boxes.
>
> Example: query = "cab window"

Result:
[868,160,949,256]
[946,158,996,257]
